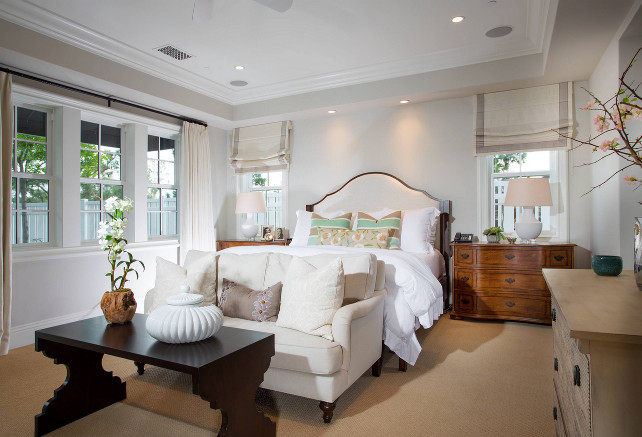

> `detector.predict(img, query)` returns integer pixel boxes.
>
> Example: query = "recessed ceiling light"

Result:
[230,80,248,87]
[485,26,513,38]
[400,100,410,104]
[452,16,464,23]
[328,110,337,114]
[235,65,245,70]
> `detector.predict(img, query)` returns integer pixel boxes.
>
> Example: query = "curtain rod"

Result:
[0,65,208,127]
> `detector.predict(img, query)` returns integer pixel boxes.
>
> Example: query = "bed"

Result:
[221,172,451,368]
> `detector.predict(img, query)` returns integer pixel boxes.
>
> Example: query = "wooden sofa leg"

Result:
[371,357,382,377]
[398,358,407,372]
[134,361,145,375]
[319,401,336,423]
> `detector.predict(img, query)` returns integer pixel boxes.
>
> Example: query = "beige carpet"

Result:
[0,316,554,436]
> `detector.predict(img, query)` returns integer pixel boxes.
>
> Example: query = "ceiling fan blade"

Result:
[254,0,293,13]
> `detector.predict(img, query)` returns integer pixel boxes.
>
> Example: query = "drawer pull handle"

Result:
[552,308,556,322]
[505,278,516,284]
[505,254,515,260]
[460,276,470,282]
[554,358,558,371]
[553,407,558,421]
[505,301,515,308]
[554,255,565,262]
[461,253,470,259]
[573,365,581,386]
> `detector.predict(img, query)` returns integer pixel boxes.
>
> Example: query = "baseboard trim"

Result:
[10,308,104,350]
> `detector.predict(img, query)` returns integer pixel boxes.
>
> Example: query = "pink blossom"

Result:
[599,138,618,151]
[593,114,610,133]
[624,176,638,186]
[582,100,595,110]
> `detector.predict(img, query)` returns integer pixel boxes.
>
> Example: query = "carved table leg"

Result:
[134,361,145,375]
[197,338,276,437]
[319,401,337,423]
[35,339,126,437]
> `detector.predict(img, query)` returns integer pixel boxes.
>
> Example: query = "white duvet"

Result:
[219,245,443,365]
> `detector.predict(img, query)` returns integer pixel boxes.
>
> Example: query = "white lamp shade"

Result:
[235,192,267,214]
[503,178,552,207]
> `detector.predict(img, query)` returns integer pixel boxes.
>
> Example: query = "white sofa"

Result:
[144,250,386,423]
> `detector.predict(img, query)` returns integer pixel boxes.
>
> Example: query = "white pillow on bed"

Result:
[290,209,346,246]
[372,206,440,253]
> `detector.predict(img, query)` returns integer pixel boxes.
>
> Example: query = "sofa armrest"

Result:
[143,288,157,314]
[331,289,385,371]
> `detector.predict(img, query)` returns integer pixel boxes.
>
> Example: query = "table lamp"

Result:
[236,192,267,240]
[503,177,552,242]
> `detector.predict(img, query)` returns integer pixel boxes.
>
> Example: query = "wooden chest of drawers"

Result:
[450,243,574,324]
[217,239,288,251]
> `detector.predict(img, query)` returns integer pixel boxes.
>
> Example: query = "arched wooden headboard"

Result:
[305,172,451,308]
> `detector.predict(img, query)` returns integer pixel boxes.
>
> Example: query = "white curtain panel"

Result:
[474,82,574,156]
[230,120,291,174]
[180,121,216,261]
[0,72,12,356]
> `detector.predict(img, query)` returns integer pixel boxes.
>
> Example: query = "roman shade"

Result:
[474,82,574,156]
[230,120,292,174]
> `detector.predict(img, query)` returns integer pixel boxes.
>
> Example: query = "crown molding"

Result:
[0,0,553,105]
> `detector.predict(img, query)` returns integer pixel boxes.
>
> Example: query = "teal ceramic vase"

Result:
[591,255,623,276]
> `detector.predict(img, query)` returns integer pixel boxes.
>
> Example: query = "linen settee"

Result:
[144,249,386,423]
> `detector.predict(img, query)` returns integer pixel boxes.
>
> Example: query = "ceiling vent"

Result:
[156,45,192,61]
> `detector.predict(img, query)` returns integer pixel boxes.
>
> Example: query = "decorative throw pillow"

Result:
[290,209,346,246]
[399,207,440,253]
[317,228,391,249]
[276,257,345,341]
[151,253,218,313]
[307,212,352,246]
[356,210,401,249]
[218,279,282,322]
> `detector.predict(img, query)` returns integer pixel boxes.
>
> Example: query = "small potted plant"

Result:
[98,197,145,324]
[483,226,505,243]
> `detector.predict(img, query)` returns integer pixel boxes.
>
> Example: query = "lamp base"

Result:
[514,207,542,242]
[241,214,259,240]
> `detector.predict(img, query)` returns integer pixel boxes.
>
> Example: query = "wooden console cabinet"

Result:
[217,239,288,251]
[544,269,642,437]
[450,242,574,324]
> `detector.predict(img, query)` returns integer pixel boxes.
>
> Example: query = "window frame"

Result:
[11,103,54,247]
[477,150,569,242]
[236,170,289,237]
[146,132,179,239]
[79,119,125,243]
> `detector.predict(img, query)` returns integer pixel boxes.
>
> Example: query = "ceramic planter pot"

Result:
[101,289,137,324]
[486,235,499,243]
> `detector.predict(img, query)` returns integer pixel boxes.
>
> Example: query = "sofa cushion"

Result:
[276,257,345,341]
[263,252,378,301]
[224,317,343,375]
[150,253,217,312]
[218,279,282,322]
[216,252,269,303]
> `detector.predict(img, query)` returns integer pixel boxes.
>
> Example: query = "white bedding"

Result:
[218,245,444,365]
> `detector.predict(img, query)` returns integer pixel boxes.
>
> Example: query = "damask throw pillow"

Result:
[355,210,402,249]
[218,279,282,322]
[316,228,391,249]
[276,257,345,341]
[307,212,353,245]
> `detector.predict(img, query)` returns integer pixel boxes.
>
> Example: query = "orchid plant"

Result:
[564,47,642,193]
[98,197,145,292]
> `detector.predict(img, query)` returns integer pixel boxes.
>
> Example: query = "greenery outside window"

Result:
[11,106,50,244]
[80,121,123,240]
[147,135,177,236]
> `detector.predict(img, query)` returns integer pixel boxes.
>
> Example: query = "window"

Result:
[80,121,123,240]
[239,171,286,229]
[484,150,567,240]
[11,106,51,244]
[147,135,178,236]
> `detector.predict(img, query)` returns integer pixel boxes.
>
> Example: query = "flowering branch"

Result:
[558,46,642,194]
[98,197,145,292]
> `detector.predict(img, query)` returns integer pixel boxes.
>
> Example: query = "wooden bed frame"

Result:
[305,172,452,370]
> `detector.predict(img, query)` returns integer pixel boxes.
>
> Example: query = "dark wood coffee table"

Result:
[34,314,275,437]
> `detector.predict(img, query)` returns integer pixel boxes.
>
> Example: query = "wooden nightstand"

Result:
[450,242,575,324]
[217,239,288,251]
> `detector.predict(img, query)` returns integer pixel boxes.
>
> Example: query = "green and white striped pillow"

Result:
[356,210,402,249]
[307,212,353,245]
